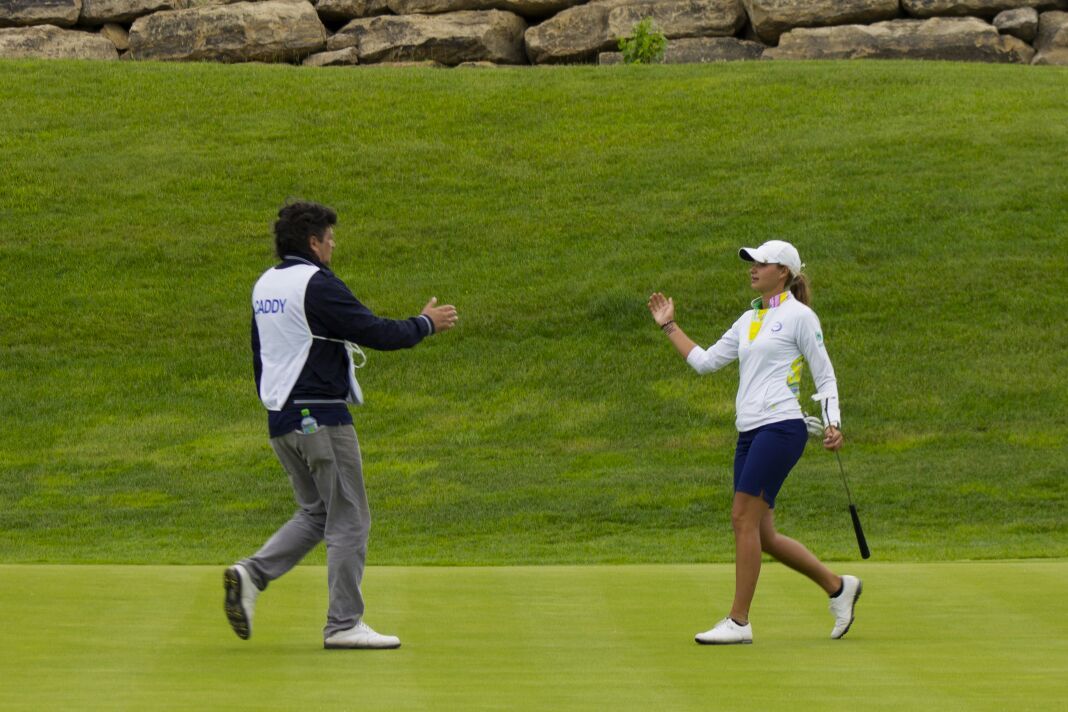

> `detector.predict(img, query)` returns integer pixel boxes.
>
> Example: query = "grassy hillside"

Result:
[0,59,1065,564]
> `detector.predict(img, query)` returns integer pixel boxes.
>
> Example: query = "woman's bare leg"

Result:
[729,491,770,624]
[759,508,841,594]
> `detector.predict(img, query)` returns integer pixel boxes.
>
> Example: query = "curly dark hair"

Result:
[273,201,337,260]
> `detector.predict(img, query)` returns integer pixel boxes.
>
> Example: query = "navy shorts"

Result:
[733,419,808,508]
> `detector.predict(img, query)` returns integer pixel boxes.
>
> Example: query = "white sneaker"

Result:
[324,621,402,650]
[695,617,753,645]
[224,564,259,640]
[829,574,862,639]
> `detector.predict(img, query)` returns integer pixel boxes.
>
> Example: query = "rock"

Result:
[606,0,746,42]
[127,0,327,62]
[764,17,1035,63]
[525,0,744,64]
[315,0,579,22]
[80,0,183,25]
[0,0,81,28]
[901,1,1059,19]
[999,33,1036,62]
[743,0,899,44]
[524,1,610,63]
[100,21,129,49]
[328,10,528,65]
[313,0,388,23]
[371,59,445,65]
[384,0,581,20]
[302,45,359,64]
[1033,10,1068,63]
[0,24,119,57]
[993,7,1039,41]
[599,35,763,62]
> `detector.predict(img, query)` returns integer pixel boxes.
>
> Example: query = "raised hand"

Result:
[422,297,458,333]
[647,292,675,327]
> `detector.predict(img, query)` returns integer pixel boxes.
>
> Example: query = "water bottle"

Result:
[300,408,318,434]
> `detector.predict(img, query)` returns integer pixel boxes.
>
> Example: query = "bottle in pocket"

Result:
[300,408,319,434]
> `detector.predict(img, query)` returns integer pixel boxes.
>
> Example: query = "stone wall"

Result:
[1,0,1066,65]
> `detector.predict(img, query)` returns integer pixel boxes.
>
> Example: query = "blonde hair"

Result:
[788,272,811,306]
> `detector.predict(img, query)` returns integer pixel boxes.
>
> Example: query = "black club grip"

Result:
[849,504,871,559]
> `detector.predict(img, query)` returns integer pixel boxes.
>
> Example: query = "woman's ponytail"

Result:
[789,272,811,306]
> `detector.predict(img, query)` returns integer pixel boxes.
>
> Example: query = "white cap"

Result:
[739,240,804,277]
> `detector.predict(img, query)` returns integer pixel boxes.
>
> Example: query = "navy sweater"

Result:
[252,253,433,437]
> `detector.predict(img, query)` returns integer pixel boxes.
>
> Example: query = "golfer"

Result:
[225,200,457,649]
[647,240,860,645]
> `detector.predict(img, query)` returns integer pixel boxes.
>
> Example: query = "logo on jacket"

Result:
[771,321,783,332]
[254,298,287,315]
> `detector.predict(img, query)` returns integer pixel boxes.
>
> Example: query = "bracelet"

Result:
[660,320,675,331]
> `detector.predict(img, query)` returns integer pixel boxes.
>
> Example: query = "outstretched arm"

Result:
[309,273,457,349]
[650,291,740,374]
[647,292,697,359]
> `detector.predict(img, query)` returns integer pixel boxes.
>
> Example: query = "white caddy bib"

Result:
[253,263,363,411]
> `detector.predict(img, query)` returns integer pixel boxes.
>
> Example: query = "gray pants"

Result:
[241,424,369,639]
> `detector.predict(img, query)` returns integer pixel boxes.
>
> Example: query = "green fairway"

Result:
[2,60,1067,565]
[2,562,1065,710]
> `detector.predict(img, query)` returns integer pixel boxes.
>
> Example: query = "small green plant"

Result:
[618,18,667,64]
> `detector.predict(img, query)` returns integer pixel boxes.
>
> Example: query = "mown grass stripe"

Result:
[1,563,1065,711]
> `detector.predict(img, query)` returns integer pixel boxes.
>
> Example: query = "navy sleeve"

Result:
[251,315,263,395]
[305,271,431,351]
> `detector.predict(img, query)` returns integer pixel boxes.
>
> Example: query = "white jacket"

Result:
[686,294,841,432]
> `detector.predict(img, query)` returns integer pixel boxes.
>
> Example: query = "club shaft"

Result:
[835,450,854,505]
[834,451,871,559]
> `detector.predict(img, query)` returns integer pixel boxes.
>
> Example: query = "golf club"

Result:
[813,392,871,559]
[835,450,871,559]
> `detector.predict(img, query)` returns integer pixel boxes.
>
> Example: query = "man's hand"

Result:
[823,426,843,451]
[647,292,675,326]
[422,297,458,333]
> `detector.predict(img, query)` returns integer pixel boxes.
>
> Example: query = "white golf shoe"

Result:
[695,617,753,645]
[829,574,862,639]
[324,621,402,650]
[224,564,259,640]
